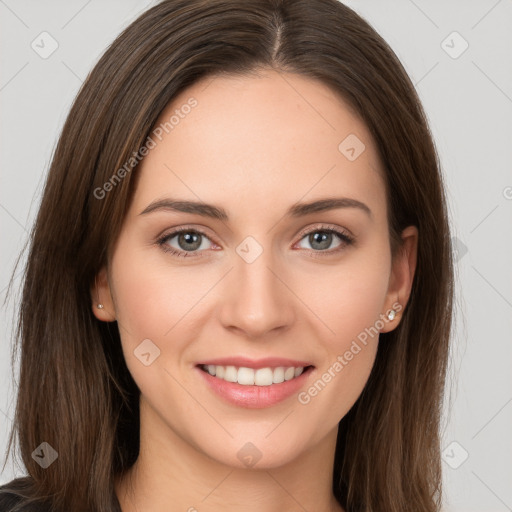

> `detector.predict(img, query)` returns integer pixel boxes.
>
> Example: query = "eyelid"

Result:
[293,222,354,242]
[156,224,218,242]
[156,223,354,258]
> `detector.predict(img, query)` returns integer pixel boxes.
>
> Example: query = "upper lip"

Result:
[196,356,314,370]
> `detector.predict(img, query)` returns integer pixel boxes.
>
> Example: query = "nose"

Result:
[218,246,296,339]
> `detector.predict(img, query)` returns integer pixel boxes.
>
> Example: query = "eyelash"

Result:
[156,224,355,259]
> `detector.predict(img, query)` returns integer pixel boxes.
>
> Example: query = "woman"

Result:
[0,0,454,510]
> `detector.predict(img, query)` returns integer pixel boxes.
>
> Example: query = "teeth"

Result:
[238,367,255,385]
[224,365,237,383]
[202,364,308,386]
[273,367,285,383]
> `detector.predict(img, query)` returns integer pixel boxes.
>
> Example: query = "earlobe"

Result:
[91,267,117,322]
[380,225,418,333]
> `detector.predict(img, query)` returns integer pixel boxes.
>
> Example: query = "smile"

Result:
[200,364,312,386]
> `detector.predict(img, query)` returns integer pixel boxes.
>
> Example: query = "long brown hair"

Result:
[2,1,454,510]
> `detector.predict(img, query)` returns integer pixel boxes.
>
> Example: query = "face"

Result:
[93,69,417,470]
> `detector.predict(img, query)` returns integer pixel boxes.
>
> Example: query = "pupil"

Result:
[179,232,201,251]
[310,231,331,250]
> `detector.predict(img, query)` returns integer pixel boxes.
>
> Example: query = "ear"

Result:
[91,266,117,322]
[380,225,418,333]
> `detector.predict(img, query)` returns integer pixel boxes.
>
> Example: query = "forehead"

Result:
[131,70,387,222]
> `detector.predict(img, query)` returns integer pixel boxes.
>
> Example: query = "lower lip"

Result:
[195,366,315,409]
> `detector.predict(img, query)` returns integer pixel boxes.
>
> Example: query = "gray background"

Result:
[1,1,511,510]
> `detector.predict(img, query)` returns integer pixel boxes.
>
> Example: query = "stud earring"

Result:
[97,304,104,309]
[387,309,396,321]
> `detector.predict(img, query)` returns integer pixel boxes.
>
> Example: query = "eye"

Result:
[156,224,355,259]
[157,227,215,258]
[295,224,354,255]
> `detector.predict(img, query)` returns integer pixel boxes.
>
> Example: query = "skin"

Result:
[92,69,418,512]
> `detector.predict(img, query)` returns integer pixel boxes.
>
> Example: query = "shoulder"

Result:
[0,477,51,511]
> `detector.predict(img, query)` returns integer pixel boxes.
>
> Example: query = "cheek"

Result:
[294,267,389,426]
[294,245,390,406]
[109,239,217,390]
[110,237,206,334]
[108,242,169,362]
[298,249,391,345]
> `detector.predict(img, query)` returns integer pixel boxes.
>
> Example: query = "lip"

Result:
[195,364,315,409]
[196,356,313,370]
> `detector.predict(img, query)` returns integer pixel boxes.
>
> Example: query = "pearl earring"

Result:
[97,304,104,309]
[387,309,396,321]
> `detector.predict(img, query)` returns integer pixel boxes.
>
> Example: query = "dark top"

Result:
[0,477,123,511]
[0,477,46,511]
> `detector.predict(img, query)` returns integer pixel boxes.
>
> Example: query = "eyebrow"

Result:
[139,197,372,220]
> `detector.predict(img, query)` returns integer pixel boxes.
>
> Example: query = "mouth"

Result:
[195,363,315,408]
[197,363,315,387]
